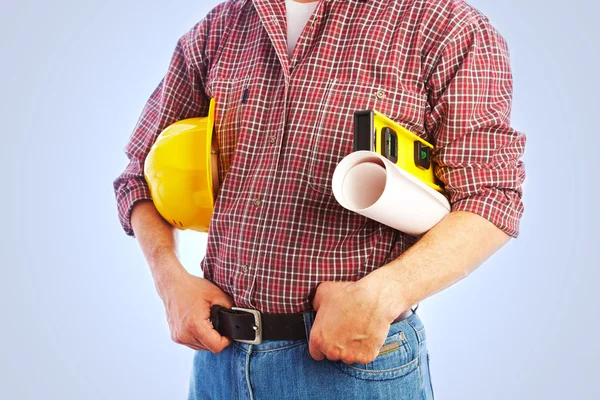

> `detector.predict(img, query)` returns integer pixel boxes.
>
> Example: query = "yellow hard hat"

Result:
[144,98,219,232]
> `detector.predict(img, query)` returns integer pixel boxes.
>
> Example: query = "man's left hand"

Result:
[308,277,406,364]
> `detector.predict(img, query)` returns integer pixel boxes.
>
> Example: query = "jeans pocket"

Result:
[327,324,419,381]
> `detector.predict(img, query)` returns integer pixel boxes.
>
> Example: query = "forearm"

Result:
[130,200,187,295]
[362,210,511,318]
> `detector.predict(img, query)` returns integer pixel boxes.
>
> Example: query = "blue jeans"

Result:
[188,310,435,399]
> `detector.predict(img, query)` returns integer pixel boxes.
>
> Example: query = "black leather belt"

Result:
[209,305,413,345]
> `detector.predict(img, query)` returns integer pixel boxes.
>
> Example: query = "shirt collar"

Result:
[234,0,370,10]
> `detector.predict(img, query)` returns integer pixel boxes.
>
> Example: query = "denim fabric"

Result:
[188,311,434,399]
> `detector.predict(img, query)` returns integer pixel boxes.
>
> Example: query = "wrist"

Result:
[359,266,411,321]
[152,256,189,298]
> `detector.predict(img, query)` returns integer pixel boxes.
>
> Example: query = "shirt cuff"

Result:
[449,188,524,238]
[115,178,153,238]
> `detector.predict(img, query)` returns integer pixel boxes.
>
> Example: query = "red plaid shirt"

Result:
[114,0,526,313]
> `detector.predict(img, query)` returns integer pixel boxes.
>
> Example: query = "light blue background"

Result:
[0,0,598,399]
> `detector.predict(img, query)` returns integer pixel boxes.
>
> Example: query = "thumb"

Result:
[209,285,235,309]
[197,317,232,353]
[214,296,234,310]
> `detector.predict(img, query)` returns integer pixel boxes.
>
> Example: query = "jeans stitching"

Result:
[341,356,419,375]
[405,316,425,345]
[249,341,307,353]
[244,346,254,400]
[329,356,420,382]
[427,352,435,399]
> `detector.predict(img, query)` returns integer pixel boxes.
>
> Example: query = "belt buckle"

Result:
[231,307,263,345]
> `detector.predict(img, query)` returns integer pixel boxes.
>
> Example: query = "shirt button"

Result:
[270,135,277,144]
[253,198,262,207]
[242,265,249,274]
[376,89,386,99]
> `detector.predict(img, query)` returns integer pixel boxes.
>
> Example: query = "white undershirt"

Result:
[285,0,319,58]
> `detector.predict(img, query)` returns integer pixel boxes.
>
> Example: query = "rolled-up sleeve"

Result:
[113,23,210,237]
[425,16,526,238]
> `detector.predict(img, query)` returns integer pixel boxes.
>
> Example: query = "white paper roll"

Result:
[332,151,451,236]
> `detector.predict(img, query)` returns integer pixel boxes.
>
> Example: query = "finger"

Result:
[185,342,209,351]
[325,348,342,361]
[308,336,326,361]
[172,332,208,351]
[195,317,233,354]
[309,343,326,361]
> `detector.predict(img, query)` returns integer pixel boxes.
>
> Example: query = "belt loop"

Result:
[302,310,316,340]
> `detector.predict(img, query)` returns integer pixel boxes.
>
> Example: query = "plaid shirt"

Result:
[113,0,526,313]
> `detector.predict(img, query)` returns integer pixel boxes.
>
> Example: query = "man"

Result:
[113,0,525,398]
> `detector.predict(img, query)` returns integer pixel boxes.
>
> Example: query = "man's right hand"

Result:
[130,200,234,353]
[158,267,234,353]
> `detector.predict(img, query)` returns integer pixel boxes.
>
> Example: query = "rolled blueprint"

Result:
[331,151,451,236]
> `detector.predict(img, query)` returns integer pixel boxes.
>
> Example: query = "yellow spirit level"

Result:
[353,109,444,194]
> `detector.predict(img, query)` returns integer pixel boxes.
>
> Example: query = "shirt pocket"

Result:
[307,79,429,196]
[205,76,251,186]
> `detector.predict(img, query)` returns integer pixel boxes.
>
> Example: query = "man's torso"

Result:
[192,0,487,313]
